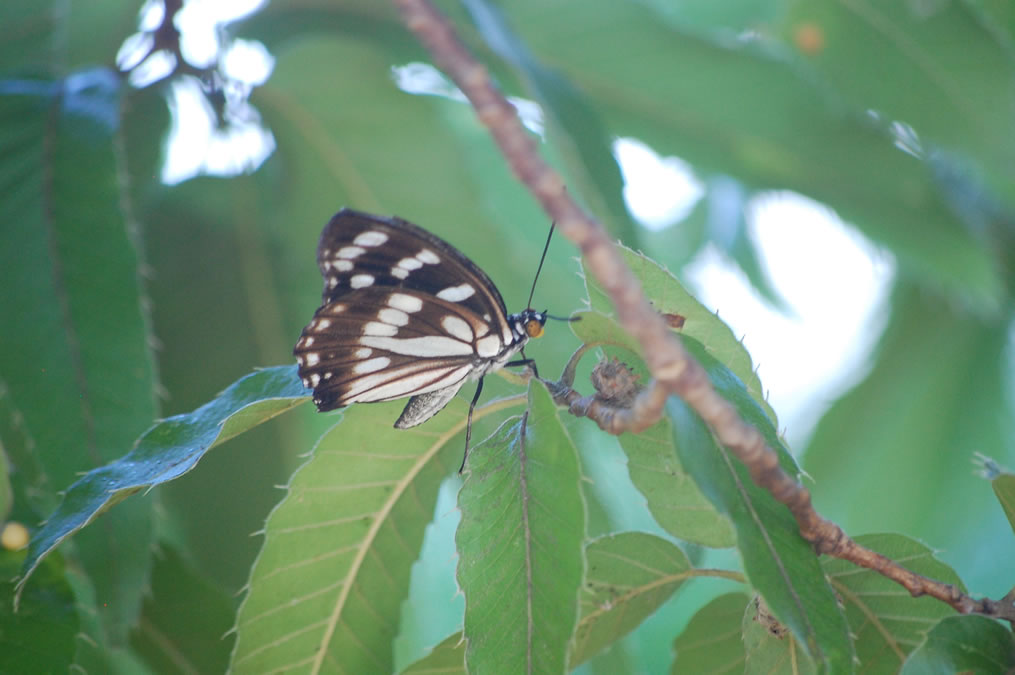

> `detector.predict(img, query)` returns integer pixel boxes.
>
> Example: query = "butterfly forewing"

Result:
[294,209,522,423]
[315,210,513,342]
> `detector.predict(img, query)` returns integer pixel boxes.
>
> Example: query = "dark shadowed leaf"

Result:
[899,615,1015,675]
[18,367,307,599]
[571,532,694,666]
[667,341,853,671]
[671,592,750,674]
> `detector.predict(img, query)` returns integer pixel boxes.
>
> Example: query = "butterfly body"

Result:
[294,209,547,431]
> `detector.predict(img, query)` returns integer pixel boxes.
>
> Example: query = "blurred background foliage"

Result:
[1,0,1014,672]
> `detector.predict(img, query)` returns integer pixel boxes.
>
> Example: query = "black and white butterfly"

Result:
[294,208,559,470]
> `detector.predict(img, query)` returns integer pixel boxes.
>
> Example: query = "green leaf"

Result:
[671,592,750,674]
[401,633,466,674]
[0,65,160,641]
[570,309,735,548]
[0,550,78,674]
[583,243,776,424]
[571,532,694,667]
[618,415,735,549]
[982,457,1015,538]
[666,342,853,671]
[742,594,815,674]
[129,544,237,675]
[995,473,1015,537]
[823,534,962,673]
[231,395,518,673]
[18,366,307,599]
[461,0,640,245]
[496,0,1004,310]
[899,615,1015,675]
[456,382,585,675]
[778,1,1015,217]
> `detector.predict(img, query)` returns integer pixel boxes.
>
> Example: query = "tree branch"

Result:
[392,0,1015,624]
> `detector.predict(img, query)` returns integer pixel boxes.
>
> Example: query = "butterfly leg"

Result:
[506,348,540,378]
[459,376,485,473]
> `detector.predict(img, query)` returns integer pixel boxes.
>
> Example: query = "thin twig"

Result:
[392,0,1015,624]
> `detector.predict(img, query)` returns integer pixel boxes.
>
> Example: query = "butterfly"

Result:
[293,208,562,470]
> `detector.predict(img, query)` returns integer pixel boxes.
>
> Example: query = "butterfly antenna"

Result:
[527,222,556,309]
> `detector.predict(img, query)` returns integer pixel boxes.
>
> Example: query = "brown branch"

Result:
[392,0,1015,624]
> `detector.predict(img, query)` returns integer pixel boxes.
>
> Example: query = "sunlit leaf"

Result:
[401,633,465,674]
[456,382,584,674]
[231,395,520,673]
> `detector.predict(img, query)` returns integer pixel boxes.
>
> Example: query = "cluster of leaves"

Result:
[3,0,1015,673]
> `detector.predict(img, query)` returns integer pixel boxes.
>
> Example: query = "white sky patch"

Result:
[175,0,267,67]
[684,193,894,446]
[614,137,705,231]
[221,38,275,85]
[161,77,276,185]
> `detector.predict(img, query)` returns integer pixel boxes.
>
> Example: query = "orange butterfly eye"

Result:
[525,319,544,338]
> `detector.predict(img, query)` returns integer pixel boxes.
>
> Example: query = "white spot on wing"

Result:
[441,315,474,342]
[416,248,440,264]
[378,308,409,326]
[337,246,366,259]
[316,319,332,330]
[362,322,399,337]
[328,277,339,289]
[303,337,315,346]
[335,260,353,272]
[353,356,391,374]
[350,274,374,288]
[354,231,388,247]
[476,335,502,358]
[309,373,321,387]
[354,347,372,358]
[326,304,346,315]
[392,267,409,280]
[436,284,476,302]
[397,257,423,271]
[359,335,473,357]
[388,293,423,313]
[306,352,321,366]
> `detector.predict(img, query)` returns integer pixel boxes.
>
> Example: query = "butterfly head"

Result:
[511,308,547,342]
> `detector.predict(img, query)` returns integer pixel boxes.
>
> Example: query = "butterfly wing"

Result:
[293,209,519,426]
